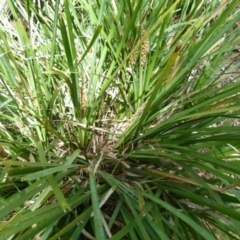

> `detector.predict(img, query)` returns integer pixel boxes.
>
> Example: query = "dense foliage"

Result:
[0,0,240,239]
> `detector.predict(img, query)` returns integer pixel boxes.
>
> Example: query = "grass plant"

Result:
[0,0,240,239]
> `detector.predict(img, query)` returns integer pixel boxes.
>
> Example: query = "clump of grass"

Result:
[0,0,240,239]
